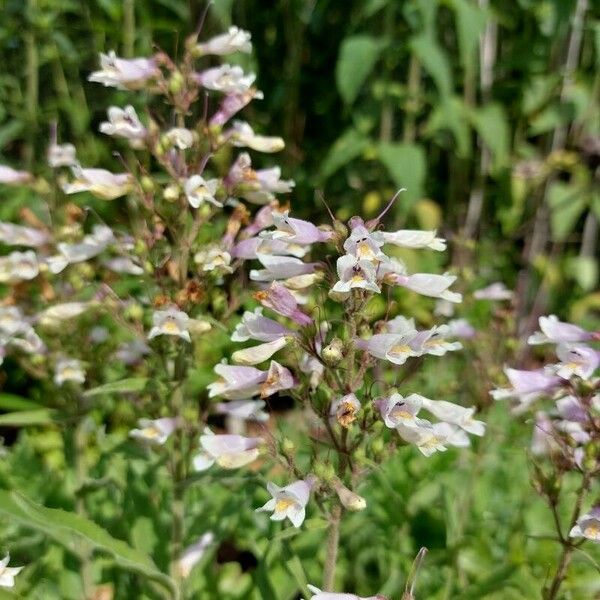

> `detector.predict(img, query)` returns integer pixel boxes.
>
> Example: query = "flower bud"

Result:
[371,437,385,455]
[281,438,295,455]
[124,303,144,321]
[321,337,344,366]
[163,183,180,202]
[168,71,185,94]
[333,480,367,511]
[313,461,335,482]
[140,176,155,193]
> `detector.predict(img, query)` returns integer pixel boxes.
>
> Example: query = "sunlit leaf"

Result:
[335,35,386,105]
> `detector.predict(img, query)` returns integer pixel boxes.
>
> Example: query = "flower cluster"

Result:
[492,315,599,546]
[207,203,485,530]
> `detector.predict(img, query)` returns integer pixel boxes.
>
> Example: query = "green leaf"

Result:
[377,142,426,209]
[0,589,23,599]
[469,103,510,170]
[319,128,370,180]
[448,0,487,68]
[282,542,310,597]
[566,256,598,291]
[410,33,453,95]
[83,377,148,397]
[0,490,175,595]
[547,182,587,241]
[425,96,471,157]
[0,393,42,411]
[335,35,386,105]
[0,409,57,427]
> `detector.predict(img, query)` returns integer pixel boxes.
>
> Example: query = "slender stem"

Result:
[544,472,590,600]
[24,0,39,169]
[322,504,342,591]
[73,417,95,599]
[123,0,136,58]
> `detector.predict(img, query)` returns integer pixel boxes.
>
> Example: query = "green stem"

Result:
[24,0,39,169]
[123,0,136,58]
[322,504,342,591]
[73,418,95,599]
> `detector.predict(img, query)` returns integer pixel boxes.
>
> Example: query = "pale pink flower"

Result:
[0,165,32,185]
[254,282,313,326]
[99,105,147,140]
[184,175,221,208]
[473,282,513,301]
[197,64,256,94]
[89,51,158,89]
[528,315,594,345]
[331,256,380,297]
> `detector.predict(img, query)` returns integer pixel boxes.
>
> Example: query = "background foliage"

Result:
[0,0,599,598]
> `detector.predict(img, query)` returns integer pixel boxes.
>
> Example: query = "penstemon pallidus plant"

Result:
[0,16,485,600]
[492,316,600,600]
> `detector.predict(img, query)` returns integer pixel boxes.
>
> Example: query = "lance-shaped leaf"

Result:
[0,490,175,595]
[83,377,148,397]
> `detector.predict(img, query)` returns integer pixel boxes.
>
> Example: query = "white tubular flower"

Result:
[0,554,23,588]
[164,128,194,150]
[195,26,252,56]
[332,480,367,512]
[553,344,600,380]
[228,121,284,153]
[306,585,386,600]
[37,302,91,327]
[232,337,288,366]
[48,142,77,168]
[99,106,147,140]
[104,256,144,275]
[376,393,428,430]
[0,222,49,247]
[194,247,233,273]
[256,479,311,528]
[419,397,486,436]
[331,255,380,298]
[62,166,133,200]
[0,307,30,336]
[192,428,261,471]
[88,51,158,89]
[392,272,462,303]
[473,282,513,301]
[9,329,45,355]
[177,532,215,579]
[148,308,191,342]
[0,165,32,185]
[343,221,386,262]
[330,393,361,428]
[198,64,256,94]
[569,507,600,543]
[215,399,269,422]
[184,175,221,208]
[0,251,39,283]
[410,324,462,357]
[382,229,446,251]
[54,358,86,386]
[129,417,179,445]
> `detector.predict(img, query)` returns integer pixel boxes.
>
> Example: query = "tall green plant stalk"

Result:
[24,0,39,169]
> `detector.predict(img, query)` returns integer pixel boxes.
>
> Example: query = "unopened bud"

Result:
[322,337,344,366]
[281,438,295,455]
[333,480,366,511]
[140,176,154,193]
[168,71,185,94]
[163,183,180,202]
[371,437,385,455]
[313,461,335,482]
[124,303,144,321]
